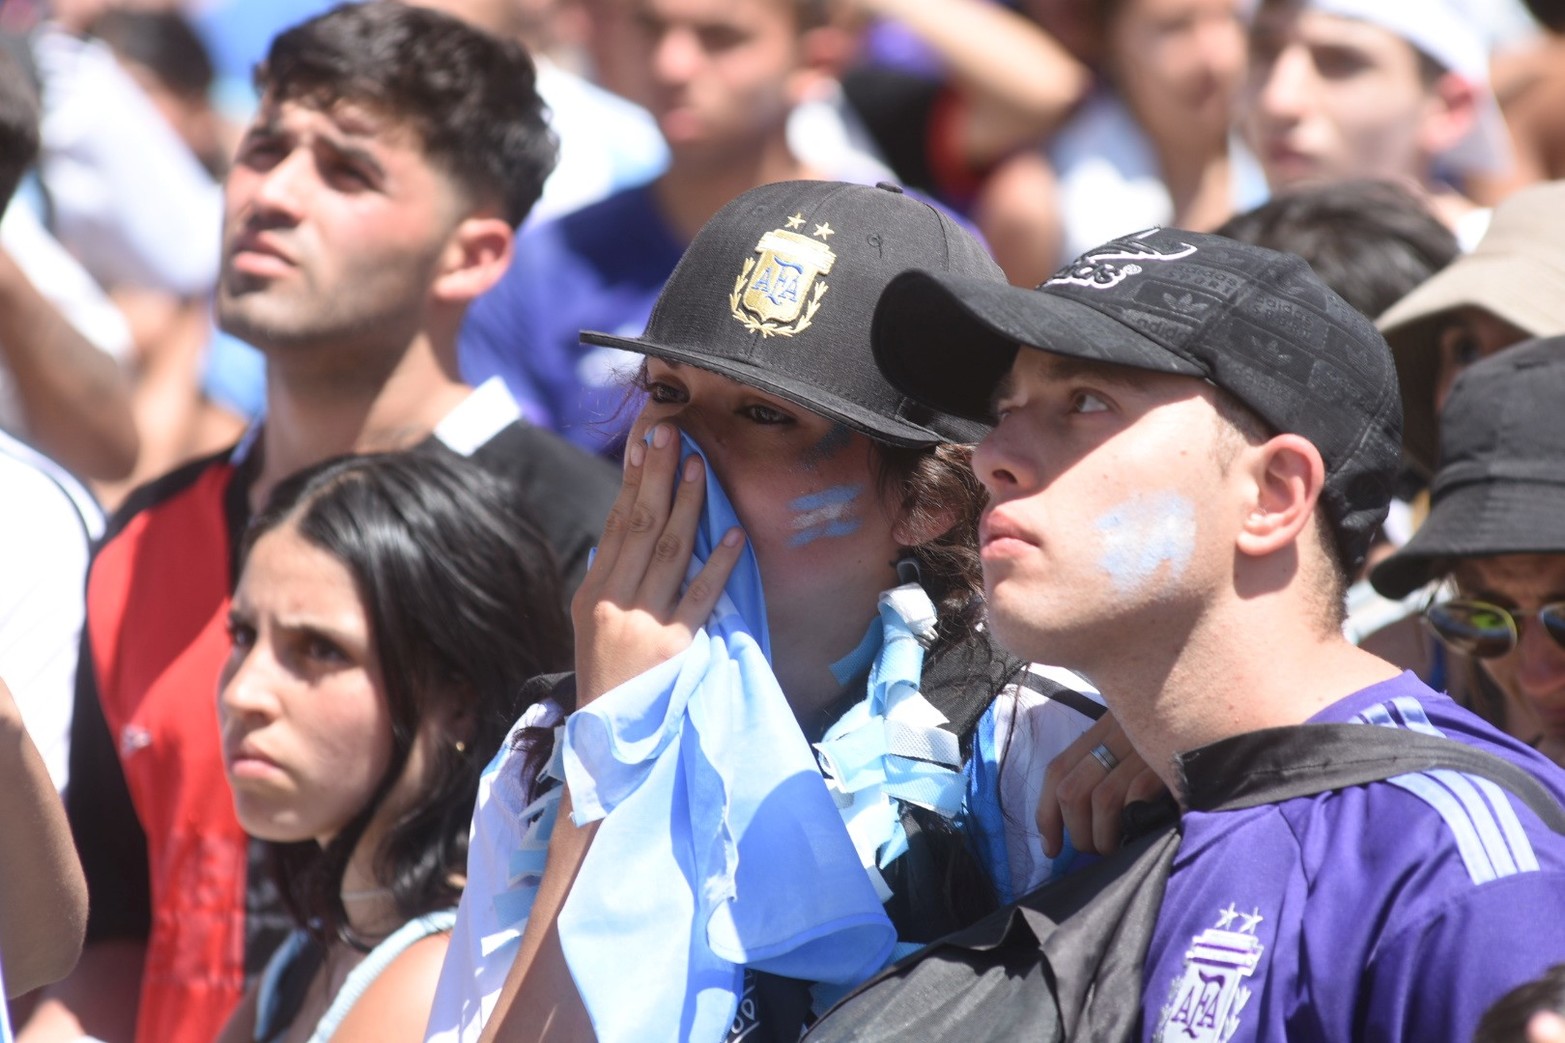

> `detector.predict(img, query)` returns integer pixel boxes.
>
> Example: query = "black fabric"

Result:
[580,180,1004,448]
[839,67,945,200]
[250,936,324,1043]
[872,229,1403,572]
[444,418,617,597]
[1372,336,1565,598]
[804,722,1565,1043]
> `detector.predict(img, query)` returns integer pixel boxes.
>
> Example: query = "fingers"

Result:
[672,526,745,632]
[600,424,684,604]
[1037,713,1138,857]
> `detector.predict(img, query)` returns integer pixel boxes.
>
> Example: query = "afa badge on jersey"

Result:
[1154,904,1266,1043]
[730,213,836,338]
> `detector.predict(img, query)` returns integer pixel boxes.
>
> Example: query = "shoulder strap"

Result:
[306,910,458,1043]
[1179,723,1565,831]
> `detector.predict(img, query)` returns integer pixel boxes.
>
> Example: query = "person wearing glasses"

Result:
[1371,335,1565,768]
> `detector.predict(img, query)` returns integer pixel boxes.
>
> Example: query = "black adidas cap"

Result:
[871,227,1404,571]
[580,180,1007,447]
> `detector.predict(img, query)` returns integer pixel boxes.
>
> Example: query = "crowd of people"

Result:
[3,0,1565,1041]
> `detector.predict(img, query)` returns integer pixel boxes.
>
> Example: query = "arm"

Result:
[0,246,138,481]
[846,0,1089,167]
[0,678,86,995]
[20,627,149,1043]
[483,426,744,1042]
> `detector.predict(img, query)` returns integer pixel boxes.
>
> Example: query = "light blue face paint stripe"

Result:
[1429,769,1520,878]
[1472,774,1542,873]
[791,485,862,512]
[1388,772,1498,885]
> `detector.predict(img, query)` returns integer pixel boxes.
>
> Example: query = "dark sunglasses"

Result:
[1423,598,1565,659]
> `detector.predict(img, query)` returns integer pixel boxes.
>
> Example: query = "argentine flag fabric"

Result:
[557,432,896,1043]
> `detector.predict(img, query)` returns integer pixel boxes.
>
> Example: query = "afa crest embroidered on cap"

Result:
[1154,903,1266,1043]
[1049,228,1198,291]
[730,214,837,337]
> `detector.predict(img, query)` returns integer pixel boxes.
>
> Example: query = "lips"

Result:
[226,229,296,275]
[979,510,1035,555]
[224,738,284,780]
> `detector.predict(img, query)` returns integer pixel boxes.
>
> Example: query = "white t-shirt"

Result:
[0,430,103,791]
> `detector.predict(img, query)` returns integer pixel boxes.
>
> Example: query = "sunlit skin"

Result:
[633,359,905,717]
[218,96,467,363]
[218,526,394,848]
[1108,0,1248,149]
[621,0,805,163]
[1452,555,1565,766]
[970,350,1238,675]
[1431,307,1533,413]
[1243,7,1442,188]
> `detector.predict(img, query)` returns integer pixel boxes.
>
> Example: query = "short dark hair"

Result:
[257,1,557,226]
[1216,180,1459,321]
[1211,386,1350,629]
[244,450,572,946]
[1523,0,1565,32]
[0,44,39,211]
[90,8,214,101]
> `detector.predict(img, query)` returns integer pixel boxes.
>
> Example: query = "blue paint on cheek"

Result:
[1094,492,1197,594]
[789,484,864,546]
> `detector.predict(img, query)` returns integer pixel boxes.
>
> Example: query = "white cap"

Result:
[1307,0,1514,176]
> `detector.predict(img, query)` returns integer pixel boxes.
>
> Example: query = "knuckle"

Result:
[653,532,685,564]
[683,576,714,604]
[627,503,658,534]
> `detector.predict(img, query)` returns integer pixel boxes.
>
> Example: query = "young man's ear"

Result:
[1418,70,1480,159]
[1234,433,1327,560]
[432,215,514,304]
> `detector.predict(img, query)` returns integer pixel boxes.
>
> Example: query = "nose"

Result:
[247,148,312,221]
[217,644,279,728]
[651,25,701,86]
[1253,43,1311,124]
[1511,620,1565,704]
[1199,14,1247,85]
[972,422,1030,499]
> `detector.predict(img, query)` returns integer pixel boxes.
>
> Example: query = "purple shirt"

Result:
[1143,672,1565,1042]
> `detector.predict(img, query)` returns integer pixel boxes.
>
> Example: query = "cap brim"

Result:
[1370,480,1565,598]
[580,328,989,447]
[872,270,1207,423]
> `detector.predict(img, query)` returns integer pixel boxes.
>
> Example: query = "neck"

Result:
[654,133,816,242]
[252,329,469,510]
[1082,591,1401,793]
[1151,131,1234,231]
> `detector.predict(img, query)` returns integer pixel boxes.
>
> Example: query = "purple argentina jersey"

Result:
[1142,672,1565,1042]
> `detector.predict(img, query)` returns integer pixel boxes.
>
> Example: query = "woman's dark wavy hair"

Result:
[257,0,557,226]
[241,450,571,947]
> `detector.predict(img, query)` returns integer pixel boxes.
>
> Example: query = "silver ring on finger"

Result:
[1090,742,1119,773]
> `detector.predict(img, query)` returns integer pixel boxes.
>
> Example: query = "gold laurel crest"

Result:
[730,227,836,338]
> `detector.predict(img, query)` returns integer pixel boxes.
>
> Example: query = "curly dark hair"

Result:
[243,449,571,947]
[257,1,557,226]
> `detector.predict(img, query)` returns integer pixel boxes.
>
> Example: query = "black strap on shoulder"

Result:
[805,719,1565,1043]
[1180,723,1565,831]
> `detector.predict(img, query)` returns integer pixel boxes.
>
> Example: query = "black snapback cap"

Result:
[1372,336,1565,599]
[581,180,1006,447]
[871,227,1404,571]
